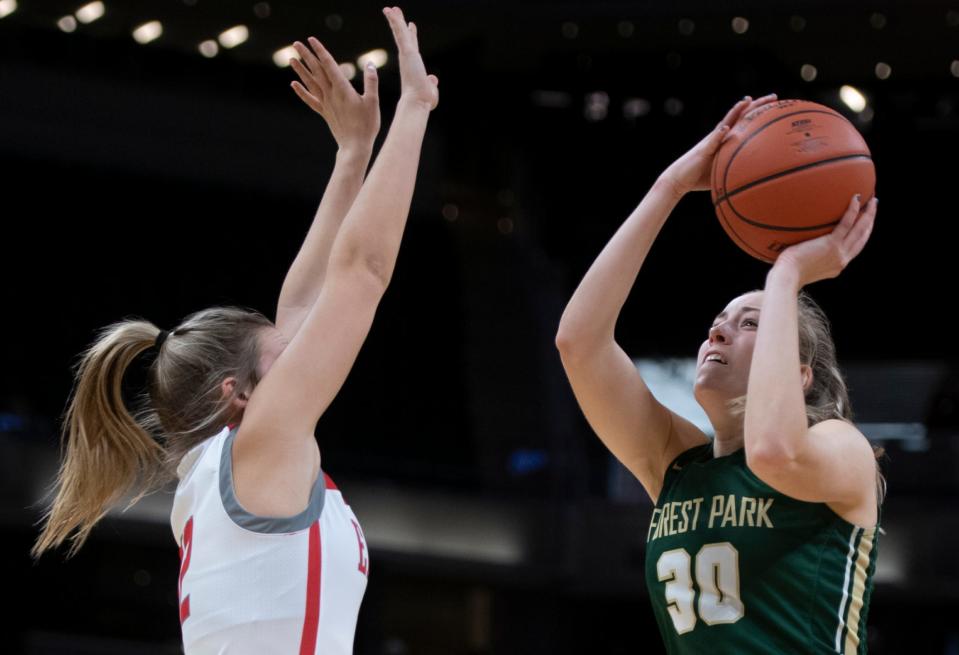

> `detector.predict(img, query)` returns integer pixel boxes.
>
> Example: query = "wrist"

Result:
[653,175,688,202]
[766,259,803,291]
[397,94,434,114]
[335,144,373,166]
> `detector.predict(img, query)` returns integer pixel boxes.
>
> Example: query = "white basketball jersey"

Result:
[171,425,369,655]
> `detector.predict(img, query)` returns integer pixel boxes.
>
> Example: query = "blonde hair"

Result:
[32,306,273,558]
[729,291,886,503]
[795,292,852,424]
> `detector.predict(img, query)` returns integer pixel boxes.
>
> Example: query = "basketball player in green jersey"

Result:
[556,94,882,654]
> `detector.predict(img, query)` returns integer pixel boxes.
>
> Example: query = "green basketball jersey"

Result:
[645,443,879,654]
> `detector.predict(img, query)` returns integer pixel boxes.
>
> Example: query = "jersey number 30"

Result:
[656,542,744,634]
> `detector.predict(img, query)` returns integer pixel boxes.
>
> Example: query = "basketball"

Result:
[710,99,875,263]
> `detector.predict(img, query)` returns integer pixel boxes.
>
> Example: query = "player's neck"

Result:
[711,420,745,458]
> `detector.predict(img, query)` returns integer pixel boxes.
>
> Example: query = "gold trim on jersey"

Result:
[843,528,876,654]
[834,528,859,652]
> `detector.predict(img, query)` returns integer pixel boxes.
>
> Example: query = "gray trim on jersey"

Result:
[219,426,326,534]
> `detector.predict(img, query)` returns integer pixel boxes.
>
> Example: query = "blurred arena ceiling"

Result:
[2,0,958,81]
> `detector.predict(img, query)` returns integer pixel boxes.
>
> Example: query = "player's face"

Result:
[256,326,289,380]
[693,291,764,401]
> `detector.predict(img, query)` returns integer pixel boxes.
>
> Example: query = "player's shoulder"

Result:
[808,418,877,471]
[808,418,871,449]
[809,417,860,434]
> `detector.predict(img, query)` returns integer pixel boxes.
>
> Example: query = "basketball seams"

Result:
[713,154,873,208]
[720,109,839,199]
[709,103,874,260]
[715,198,775,263]
[719,109,866,203]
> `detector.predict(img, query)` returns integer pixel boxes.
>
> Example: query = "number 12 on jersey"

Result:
[656,542,744,634]
[179,516,195,624]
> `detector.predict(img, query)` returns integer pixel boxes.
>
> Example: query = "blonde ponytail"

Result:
[33,320,165,558]
[33,306,273,558]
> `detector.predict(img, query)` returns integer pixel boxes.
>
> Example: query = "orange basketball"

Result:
[710,99,875,263]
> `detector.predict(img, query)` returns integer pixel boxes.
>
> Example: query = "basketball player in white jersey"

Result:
[33,8,438,654]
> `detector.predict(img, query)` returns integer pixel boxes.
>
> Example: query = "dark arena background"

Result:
[2,0,957,653]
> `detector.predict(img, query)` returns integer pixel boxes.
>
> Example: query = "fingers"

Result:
[716,93,780,144]
[829,194,876,268]
[408,21,419,51]
[843,198,879,252]
[703,122,731,154]
[834,193,863,239]
[744,93,778,116]
[290,80,325,115]
[292,40,322,77]
[290,57,326,102]
[307,36,353,93]
[383,7,407,47]
[712,97,750,146]
[846,197,877,257]
[309,36,350,87]
[383,6,415,53]
[718,96,751,130]
[362,61,379,100]
[293,41,331,91]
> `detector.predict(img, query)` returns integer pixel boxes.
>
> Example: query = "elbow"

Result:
[555,323,616,368]
[357,255,392,289]
[554,324,575,354]
[555,306,603,353]
[744,410,807,474]
[329,249,392,294]
[745,439,799,477]
[555,320,593,359]
[556,318,614,363]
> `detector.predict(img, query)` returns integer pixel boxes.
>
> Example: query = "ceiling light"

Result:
[0,0,17,19]
[840,85,867,113]
[57,15,78,32]
[218,25,249,49]
[273,45,297,68]
[132,20,162,44]
[198,40,218,58]
[356,48,388,69]
[75,1,104,24]
[339,62,356,80]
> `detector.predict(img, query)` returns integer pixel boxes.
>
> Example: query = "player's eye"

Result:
[742,319,757,328]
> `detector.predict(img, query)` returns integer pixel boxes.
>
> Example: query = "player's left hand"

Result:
[773,194,877,286]
[384,6,439,112]
[290,36,380,152]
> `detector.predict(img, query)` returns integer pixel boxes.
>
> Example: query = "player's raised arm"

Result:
[274,36,381,342]
[744,194,879,509]
[556,95,777,500]
[234,7,439,506]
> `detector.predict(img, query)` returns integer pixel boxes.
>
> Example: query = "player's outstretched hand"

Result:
[774,194,878,286]
[383,6,439,111]
[290,36,381,151]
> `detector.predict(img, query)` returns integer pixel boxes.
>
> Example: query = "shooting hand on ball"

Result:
[659,94,778,198]
[772,194,878,287]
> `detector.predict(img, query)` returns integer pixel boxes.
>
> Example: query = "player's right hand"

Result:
[659,94,777,197]
[290,36,381,152]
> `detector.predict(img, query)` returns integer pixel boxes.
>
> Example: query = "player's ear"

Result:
[800,365,813,392]
[220,377,250,408]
